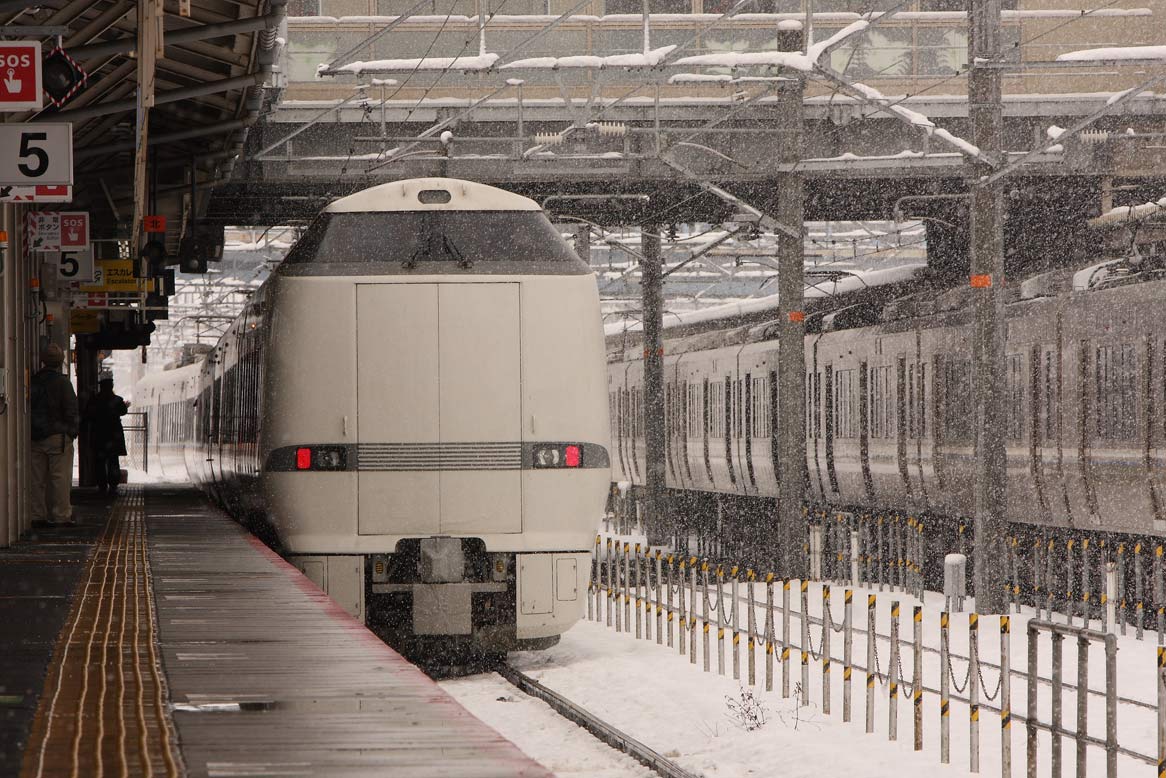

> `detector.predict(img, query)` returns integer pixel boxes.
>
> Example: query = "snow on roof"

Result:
[502,45,676,70]
[603,263,925,335]
[330,53,500,75]
[1057,45,1166,63]
[326,178,540,212]
[1088,195,1166,226]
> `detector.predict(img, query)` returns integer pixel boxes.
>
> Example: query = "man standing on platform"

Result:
[30,344,79,526]
[85,376,129,496]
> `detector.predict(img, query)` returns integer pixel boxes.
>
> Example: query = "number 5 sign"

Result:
[0,124,73,185]
[56,247,94,283]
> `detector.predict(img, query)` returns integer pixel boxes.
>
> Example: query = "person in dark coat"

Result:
[30,344,79,525]
[85,377,129,495]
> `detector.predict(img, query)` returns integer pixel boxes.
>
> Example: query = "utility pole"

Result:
[775,75,806,578]
[968,0,1009,613]
[641,223,667,547]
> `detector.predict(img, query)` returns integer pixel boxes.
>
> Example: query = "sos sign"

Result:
[0,42,42,111]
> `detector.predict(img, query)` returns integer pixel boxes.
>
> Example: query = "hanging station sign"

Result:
[0,41,43,111]
[0,123,73,186]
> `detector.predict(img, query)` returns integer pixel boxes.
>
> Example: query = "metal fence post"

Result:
[716,566,725,675]
[801,579,810,705]
[1104,634,1116,778]
[1118,543,1128,635]
[851,528,861,586]
[878,515,886,591]
[1157,646,1165,778]
[765,574,774,692]
[1138,543,1147,640]
[782,578,791,697]
[866,594,877,734]
[747,570,757,685]
[701,561,710,669]
[731,567,740,680]
[823,585,832,715]
[913,606,923,751]
[689,557,698,664]
[677,557,686,654]
[1052,631,1064,778]
[606,538,614,627]
[635,544,643,639]
[644,547,653,642]
[1155,546,1164,644]
[1047,537,1056,623]
[1026,622,1038,778]
[1001,615,1011,778]
[655,550,663,643]
[889,601,900,741]
[1077,541,1086,625]
[971,612,980,774]
[844,588,853,723]
[624,542,632,628]
[1066,539,1076,626]
[589,535,598,621]
[1076,635,1089,778]
[941,611,951,764]
[1105,559,1116,632]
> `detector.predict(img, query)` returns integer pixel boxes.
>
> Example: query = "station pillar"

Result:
[640,222,668,547]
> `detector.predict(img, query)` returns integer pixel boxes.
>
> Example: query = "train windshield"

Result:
[281,211,582,267]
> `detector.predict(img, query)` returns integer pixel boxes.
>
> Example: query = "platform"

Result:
[3,485,551,778]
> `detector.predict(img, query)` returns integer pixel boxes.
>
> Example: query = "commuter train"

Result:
[135,178,611,655]
[608,259,1166,540]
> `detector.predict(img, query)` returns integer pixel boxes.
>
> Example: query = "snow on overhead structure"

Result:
[1057,45,1166,62]
[1087,196,1166,226]
[325,178,541,213]
[603,263,925,336]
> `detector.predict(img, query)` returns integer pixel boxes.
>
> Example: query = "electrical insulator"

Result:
[1079,130,1109,144]
[594,122,628,137]
[533,131,566,146]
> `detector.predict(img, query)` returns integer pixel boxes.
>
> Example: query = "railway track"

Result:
[497,664,700,778]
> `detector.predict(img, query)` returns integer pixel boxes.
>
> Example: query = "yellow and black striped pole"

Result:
[940,611,951,764]
[634,543,643,640]
[1137,543,1147,640]
[716,565,725,676]
[781,578,791,698]
[970,612,980,774]
[800,578,810,704]
[746,568,757,685]
[605,538,614,628]
[913,605,923,751]
[764,573,775,692]
[677,556,687,655]
[668,555,678,650]
[888,600,900,741]
[842,588,853,723]
[701,560,711,672]
[1000,614,1011,777]
[654,550,664,645]
[731,566,740,681]
[1066,538,1076,627]
[822,585,832,715]
[1156,646,1165,778]
[689,556,698,665]
[623,542,632,629]
[590,534,600,621]
[865,593,876,734]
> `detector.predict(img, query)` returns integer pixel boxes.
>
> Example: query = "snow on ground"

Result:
[440,671,655,777]
[489,619,976,777]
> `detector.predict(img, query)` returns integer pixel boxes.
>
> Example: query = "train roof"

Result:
[325,178,540,213]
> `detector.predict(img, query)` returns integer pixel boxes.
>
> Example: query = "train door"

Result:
[354,283,523,536]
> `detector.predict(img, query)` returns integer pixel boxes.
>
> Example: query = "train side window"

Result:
[1043,350,1058,442]
[687,383,701,438]
[1095,343,1138,440]
[869,364,893,439]
[1006,353,1024,441]
[919,362,928,439]
[942,358,972,442]
[834,369,858,439]
[752,375,769,438]
[708,381,725,438]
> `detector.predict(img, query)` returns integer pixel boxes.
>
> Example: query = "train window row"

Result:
[154,398,194,445]
[611,338,1158,450]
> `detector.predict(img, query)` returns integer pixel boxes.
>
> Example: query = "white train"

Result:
[135,178,611,655]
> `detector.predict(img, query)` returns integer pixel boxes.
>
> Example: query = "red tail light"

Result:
[295,447,311,470]
[564,445,581,468]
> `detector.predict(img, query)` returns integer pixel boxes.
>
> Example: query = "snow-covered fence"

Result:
[588,541,1161,776]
